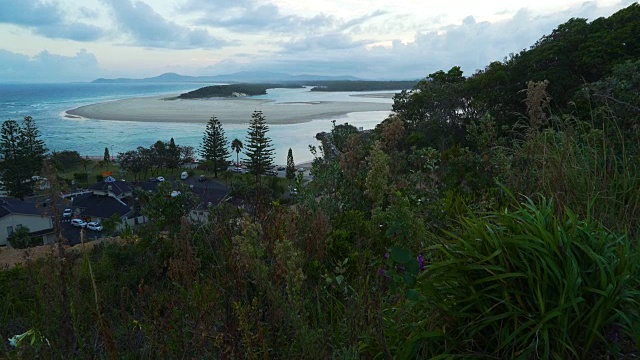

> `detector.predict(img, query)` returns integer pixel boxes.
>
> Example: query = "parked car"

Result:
[266,170,278,176]
[277,166,286,171]
[180,171,188,180]
[71,219,87,228]
[198,175,206,182]
[157,176,165,182]
[232,167,244,173]
[87,222,103,231]
[297,167,305,173]
[62,208,73,218]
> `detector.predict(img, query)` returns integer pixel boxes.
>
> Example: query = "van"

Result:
[180,171,188,180]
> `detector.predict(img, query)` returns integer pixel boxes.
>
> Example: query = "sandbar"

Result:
[66,95,392,124]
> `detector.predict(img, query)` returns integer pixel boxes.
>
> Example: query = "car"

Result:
[86,222,103,231]
[180,172,188,180]
[149,177,157,182]
[71,219,87,228]
[157,176,165,182]
[277,166,286,171]
[170,190,182,197]
[266,170,278,176]
[232,167,244,173]
[62,208,73,217]
[198,175,206,182]
[297,167,305,173]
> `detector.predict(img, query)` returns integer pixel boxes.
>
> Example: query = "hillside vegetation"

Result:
[2,4,640,359]
[177,83,302,99]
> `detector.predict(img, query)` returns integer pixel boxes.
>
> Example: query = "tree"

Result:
[231,138,243,166]
[20,116,47,175]
[0,117,47,200]
[200,116,230,178]
[8,226,42,249]
[243,111,275,179]
[104,147,110,163]
[286,148,295,180]
[167,137,180,169]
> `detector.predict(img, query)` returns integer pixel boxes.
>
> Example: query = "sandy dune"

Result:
[66,95,392,124]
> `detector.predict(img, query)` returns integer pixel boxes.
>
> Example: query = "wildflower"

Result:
[377,267,386,277]
[418,254,425,272]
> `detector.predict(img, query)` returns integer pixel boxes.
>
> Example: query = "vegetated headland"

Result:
[177,83,303,99]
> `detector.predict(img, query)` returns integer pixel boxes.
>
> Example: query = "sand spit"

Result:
[66,95,392,124]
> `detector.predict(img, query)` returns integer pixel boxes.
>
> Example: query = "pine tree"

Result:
[286,148,295,180]
[243,111,274,179]
[104,147,110,163]
[0,117,47,200]
[167,137,180,169]
[200,115,230,178]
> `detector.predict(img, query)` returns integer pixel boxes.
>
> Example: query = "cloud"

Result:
[102,0,229,49]
[0,49,102,82]
[0,0,104,41]
[210,1,635,79]
[180,0,384,34]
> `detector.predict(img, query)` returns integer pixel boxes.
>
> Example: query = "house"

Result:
[0,197,55,246]
[71,176,145,229]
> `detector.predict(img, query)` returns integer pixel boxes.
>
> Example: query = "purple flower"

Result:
[377,267,386,277]
[418,254,425,272]
[383,252,389,260]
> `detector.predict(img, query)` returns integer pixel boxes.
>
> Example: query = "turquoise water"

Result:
[0,83,393,164]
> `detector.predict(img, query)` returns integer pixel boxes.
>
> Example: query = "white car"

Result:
[62,208,73,217]
[71,219,87,228]
[157,176,165,182]
[297,167,305,173]
[87,222,103,231]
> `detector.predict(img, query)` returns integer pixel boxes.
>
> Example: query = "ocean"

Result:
[0,83,393,165]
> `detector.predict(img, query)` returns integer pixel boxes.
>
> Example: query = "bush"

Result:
[407,196,639,358]
[8,226,42,249]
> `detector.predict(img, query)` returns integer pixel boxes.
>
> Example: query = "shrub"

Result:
[410,196,639,358]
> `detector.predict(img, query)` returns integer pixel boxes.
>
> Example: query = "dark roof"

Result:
[133,181,159,192]
[0,197,45,218]
[89,180,132,197]
[71,193,131,219]
[191,186,229,208]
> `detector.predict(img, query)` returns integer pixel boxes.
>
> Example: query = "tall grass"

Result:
[411,196,639,358]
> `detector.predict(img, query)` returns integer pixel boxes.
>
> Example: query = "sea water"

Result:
[0,83,393,165]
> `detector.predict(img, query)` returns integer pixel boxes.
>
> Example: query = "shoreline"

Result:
[65,94,392,125]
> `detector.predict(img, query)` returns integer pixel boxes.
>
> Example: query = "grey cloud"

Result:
[282,33,370,52]
[181,0,383,34]
[102,0,229,49]
[229,1,634,79]
[0,49,102,82]
[0,0,104,41]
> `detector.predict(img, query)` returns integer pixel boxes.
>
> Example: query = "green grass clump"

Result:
[415,196,639,358]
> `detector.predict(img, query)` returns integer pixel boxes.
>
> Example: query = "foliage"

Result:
[7,226,41,249]
[243,111,275,179]
[406,196,639,358]
[285,148,295,180]
[178,83,301,99]
[200,115,230,178]
[0,116,47,199]
[231,138,243,165]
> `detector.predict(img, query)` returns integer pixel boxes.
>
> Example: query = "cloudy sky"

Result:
[0,0,635,82]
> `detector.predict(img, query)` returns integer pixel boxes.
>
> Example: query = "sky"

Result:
[0,0,636,82]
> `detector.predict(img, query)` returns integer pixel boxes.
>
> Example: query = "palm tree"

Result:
[231,138,243,166]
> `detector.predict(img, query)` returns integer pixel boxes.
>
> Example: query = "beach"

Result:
[66,94,392,124]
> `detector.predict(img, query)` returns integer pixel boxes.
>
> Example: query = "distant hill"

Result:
[92,71,362,84]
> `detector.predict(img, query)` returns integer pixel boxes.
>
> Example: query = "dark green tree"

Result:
[243,111,274,179]
[20,116,47,174]
[286,148,295,180]
[104,147,110,163]
[231,138,243,166]
[200,116,230,178]
[8,226,42,249]
[167,137,181,169]
[0,117,47,199]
